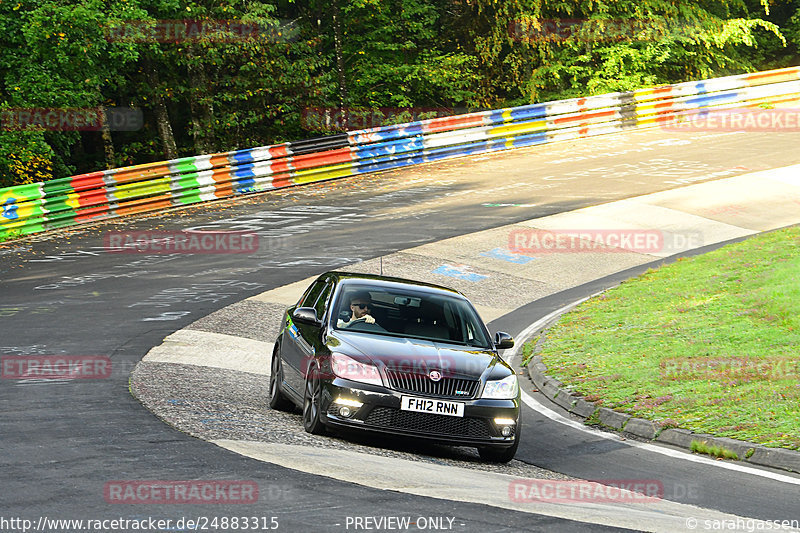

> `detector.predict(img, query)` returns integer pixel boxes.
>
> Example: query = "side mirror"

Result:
[494,331,514,350]
[292,307,321,326]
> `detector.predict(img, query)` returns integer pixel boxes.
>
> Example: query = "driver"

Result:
[337,291,377,328]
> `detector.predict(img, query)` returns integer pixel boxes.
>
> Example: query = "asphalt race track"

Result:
[2,127,800,532]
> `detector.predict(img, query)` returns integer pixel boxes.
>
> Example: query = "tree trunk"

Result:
[186,48,216,154]
[98,107,116,169]
[143,56,178,160]
[332,0,348,129]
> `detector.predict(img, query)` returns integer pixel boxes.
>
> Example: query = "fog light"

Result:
[334,397,363,408]
[333,397,362,418]
[494,417,515,437]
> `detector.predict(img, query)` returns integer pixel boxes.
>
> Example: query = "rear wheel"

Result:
[268,344,293,411]
[302,366,326,435]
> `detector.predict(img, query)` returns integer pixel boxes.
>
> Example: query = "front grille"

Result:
[365,407,492,438]
[384,370,479,399]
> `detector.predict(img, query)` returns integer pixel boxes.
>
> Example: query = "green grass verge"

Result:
[532,226,800,450]
[690,440,739,460]
[520,334,540,367]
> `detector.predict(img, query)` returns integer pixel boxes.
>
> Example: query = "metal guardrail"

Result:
[2,66,799,241]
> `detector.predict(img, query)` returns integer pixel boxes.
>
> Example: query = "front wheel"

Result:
[302,366,326,435]
[268,344,293,412]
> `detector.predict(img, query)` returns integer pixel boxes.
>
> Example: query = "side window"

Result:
[300,280,326,308]
[312,282,333,321]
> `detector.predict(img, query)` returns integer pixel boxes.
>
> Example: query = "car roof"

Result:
[321,271,465,298]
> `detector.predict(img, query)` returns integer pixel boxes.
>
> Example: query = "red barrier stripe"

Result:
[269,159,292,174]
[650,86,674,95]
[272,171,293,189]
[69,171,106,192]
[653,101,676,110]
[69,189,110,208]
[74,204,111,222]
[423,114,485,133]
[269,145,290,159]
[553,109,616,125]
[290,148,354,170]
[68,172,111,211]
[745,68,800,84]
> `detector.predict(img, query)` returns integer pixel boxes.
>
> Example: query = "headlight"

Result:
[481,374,519,399]
[331,353,382,386]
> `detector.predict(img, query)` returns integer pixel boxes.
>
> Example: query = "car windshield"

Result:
[331,283,492,348]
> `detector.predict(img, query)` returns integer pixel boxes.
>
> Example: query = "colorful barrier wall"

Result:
[2,66,800,241]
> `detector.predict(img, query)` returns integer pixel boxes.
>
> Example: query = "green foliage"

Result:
[0,0,797,185]
[467,0,789,103]
[690,440,739,460]
[335,0,481,108]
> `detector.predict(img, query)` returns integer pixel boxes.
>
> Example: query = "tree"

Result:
[465,0,787,104]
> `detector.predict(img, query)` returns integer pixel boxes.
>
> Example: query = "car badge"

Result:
[429,370,442,382]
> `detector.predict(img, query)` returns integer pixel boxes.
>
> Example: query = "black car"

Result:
[269,271,521,462]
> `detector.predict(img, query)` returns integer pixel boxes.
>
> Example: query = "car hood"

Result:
[328,330,501,380]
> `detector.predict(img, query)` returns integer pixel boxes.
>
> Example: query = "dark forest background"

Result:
[2,0,798,187]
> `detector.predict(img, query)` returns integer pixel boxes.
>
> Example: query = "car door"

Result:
[281,277,333,395]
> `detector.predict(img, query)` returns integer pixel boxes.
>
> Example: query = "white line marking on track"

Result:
[508,295,800,487]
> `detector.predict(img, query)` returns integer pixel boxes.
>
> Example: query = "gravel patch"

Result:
[130,360,573,480]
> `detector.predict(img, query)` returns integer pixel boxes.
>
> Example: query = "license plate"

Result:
[400,396,465,418]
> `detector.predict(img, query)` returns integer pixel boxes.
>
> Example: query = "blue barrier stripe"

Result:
[511,132,549,148]
[232,165,257,178]
[423,142,487,162]
[354,156,425,174]
[507,105,548,120]
[5,66,800,240]
[353,137,425,158]
[685,92,740,106]
[234,177,256,194]
[230,150,257,164]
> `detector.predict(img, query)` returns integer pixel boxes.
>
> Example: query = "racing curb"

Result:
[522,309,800,475]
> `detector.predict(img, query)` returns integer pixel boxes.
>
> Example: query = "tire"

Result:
[478,418,521,463]
[268,344,293,412]
[302,365,326,435]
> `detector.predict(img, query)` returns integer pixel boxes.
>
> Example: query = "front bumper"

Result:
[320,378,519,447]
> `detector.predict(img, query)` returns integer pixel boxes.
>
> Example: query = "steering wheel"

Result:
[342,317,367,329]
